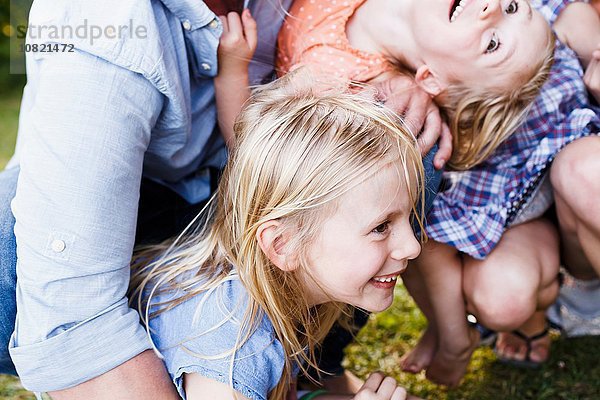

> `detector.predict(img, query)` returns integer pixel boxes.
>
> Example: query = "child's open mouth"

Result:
[449,0,467,22]
[371,272,402,288]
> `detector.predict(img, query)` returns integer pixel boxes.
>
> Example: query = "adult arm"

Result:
[10,49,177,399]
[50,350,178,400]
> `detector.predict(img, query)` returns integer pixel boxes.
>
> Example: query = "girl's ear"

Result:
[415,65,446,97]
[256,220,296,272]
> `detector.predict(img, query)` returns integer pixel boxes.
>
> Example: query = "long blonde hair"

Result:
[439,26,556,170]
[130,74,424,400]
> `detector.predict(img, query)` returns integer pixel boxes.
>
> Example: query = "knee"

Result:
[467,276,537,331]
[551,138,600,209]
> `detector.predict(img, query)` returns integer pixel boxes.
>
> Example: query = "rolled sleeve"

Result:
[9,49,163,391]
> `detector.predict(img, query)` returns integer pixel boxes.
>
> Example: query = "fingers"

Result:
[391,386,408,400]
[415,104,442,156]
[376,376,402,399]
[241,9,258,52]
[403,93,428,136]
[218,15,228,33]
[360,371,385,392]
[433,122,452,169]
[226,11,243,37]
[355,372,408,400]
[217,10,257,63]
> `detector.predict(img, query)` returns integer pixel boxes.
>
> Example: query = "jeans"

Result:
[0,168,18,375]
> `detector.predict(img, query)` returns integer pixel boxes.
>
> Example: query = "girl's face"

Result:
[411,0,549,90]
[302,162,421,312]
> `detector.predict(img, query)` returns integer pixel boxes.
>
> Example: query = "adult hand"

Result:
[584,45,600,104]
[217,9,257,76]
[373,73,452,170]
[352,372,407,400]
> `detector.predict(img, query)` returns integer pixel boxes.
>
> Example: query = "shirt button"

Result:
[209,19,219,29]
[201,62,211,71]
[51,239,66,253]
[182,20,192,31]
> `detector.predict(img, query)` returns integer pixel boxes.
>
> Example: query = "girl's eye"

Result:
[505,0,519,14]
[372,221,390,235]
[486,33,500,53]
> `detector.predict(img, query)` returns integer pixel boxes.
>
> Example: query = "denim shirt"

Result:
[148,274,285,400]
[7,0,291,392]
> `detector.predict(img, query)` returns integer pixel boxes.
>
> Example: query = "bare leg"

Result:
[408,241,477,387]
[551,136,600,280]
[463,219,559,363]
[399,263,438,373]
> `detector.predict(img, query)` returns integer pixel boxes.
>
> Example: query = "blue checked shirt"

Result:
[7,0,291,392]
[426,0,600,259]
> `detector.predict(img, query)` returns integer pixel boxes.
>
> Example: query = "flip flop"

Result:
[467,314,497,347]
[494,326,550,369]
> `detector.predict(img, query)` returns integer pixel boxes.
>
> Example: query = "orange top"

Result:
[276,0,395,82]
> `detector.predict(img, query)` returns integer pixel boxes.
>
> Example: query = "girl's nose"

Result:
[480,0,502,20]
[390,232,421,262]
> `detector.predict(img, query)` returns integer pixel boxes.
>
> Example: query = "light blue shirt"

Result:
[7,0,291,392]
[149,274,285,400]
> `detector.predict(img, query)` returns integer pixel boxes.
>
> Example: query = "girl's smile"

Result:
[302,161,421,312]
[450,0,470,21]
[371,270,404,288]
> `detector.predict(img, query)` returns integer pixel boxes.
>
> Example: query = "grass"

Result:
[1,90,599,399]
[345,285,600,400]
[0,87,20,167]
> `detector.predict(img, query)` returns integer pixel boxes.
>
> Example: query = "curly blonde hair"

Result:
[130,74,424,400]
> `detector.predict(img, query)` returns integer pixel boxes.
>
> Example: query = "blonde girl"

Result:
[399,0,600,387]
[277,0,556,170]
[129,75,426,400]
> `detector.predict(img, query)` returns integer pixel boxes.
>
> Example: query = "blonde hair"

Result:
[439,25,555,170]
[130,74,424,400]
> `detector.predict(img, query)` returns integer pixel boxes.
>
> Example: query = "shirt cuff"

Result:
[9,302,152,392]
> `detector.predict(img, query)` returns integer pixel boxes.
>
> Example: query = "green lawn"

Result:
[345,285,600,400]
[0,88,20,168]
[0,90,599,399]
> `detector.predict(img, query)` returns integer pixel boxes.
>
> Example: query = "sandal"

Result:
[494,327,550,369]
[467,314,497,347]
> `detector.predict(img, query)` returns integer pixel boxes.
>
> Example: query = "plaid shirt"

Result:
[426,0,600,259]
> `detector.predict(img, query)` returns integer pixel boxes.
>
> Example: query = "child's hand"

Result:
[584,45,600,104]
[217,9,257,77]
[352,372,408,400]
[373,73,452,170]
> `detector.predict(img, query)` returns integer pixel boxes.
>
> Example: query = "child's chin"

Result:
[363,298,394,313]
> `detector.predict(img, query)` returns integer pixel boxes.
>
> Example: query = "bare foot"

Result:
[425,326,479,387]
[495,311,550,365]
[400,326,438,374]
